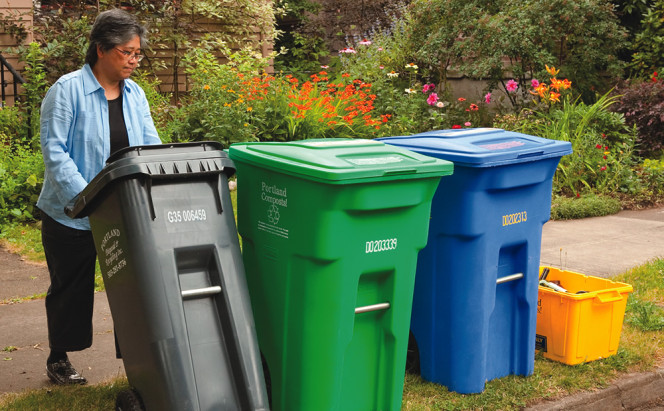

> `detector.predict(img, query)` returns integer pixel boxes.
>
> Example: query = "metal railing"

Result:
[0,52,25,106]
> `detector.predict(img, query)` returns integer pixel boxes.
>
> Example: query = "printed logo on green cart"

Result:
[258,181,289,239]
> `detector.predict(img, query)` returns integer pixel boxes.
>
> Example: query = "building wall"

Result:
[1,2,273,104]
[0,0,33,105]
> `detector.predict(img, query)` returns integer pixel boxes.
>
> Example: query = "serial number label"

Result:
[503,211,527,226]
[166,208,208,224]
[366,238,398,253]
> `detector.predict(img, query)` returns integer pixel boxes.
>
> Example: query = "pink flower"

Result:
[484,92,492,104]
[427,92,439,106]
[506,79,519,92]
[359,39,372,45]
[531,79,540,88]
[464,122,472,127]
[422,83,435,93]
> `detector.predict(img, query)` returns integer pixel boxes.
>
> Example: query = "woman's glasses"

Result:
[114,48,144,62]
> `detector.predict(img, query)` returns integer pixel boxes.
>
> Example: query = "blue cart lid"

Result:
[378,128,572,167]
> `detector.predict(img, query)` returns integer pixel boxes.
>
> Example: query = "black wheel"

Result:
[115,388,144,411]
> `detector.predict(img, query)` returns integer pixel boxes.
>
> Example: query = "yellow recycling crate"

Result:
[536,266,633,365]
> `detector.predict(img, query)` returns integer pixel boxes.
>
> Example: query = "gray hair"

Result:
[85,8,147,67]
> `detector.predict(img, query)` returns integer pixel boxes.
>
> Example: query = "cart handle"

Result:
[181,286,222,300]
[355,302,390,314]
[497,272,523,284]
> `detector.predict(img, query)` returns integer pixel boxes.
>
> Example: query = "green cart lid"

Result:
[229,139,453,184]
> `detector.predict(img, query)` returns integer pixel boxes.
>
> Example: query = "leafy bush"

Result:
[612,79,664,157]
[550,193,622,220]
[0,135,44,225]
[624,0,664,78]
[496,79,641,197]
[168,44,389,145]
[334,32,494,134]
[638,159,664,196]
[131,70,174,142]
[405,0,626,103]
[9,8,90,85]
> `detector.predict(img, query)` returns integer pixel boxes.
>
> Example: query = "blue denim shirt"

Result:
[37,64,162,230]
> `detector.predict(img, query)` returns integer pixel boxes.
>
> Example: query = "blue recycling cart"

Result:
[378,128,572,394]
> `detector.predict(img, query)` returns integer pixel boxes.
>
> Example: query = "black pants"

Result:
[42,214,97,352]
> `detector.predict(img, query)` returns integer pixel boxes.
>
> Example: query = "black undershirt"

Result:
[108,94,129,155]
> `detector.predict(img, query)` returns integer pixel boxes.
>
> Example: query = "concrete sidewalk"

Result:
[0,207,663,408]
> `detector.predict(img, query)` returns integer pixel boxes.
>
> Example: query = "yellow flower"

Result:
[247,107,253,112]
[244,123,249,127]
[203,84,210,90]
[545,65,560,76]
[224,103,232,107]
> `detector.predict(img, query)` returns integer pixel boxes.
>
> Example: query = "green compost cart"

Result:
[228,139,453,411]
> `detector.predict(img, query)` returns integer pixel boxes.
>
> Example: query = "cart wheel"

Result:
[115,389,144,411]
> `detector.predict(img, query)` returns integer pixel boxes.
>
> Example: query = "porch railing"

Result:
[0,52,25,106]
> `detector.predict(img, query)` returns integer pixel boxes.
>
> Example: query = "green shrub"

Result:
[638,159,664,195]
[550,193,622,220]
[624,0,664,78]
[405,0,626,103]
[334,24,494,134]
[168,42,389,145]
[496,89,641,197]
[132,70,174,142]
[0,137,44,225]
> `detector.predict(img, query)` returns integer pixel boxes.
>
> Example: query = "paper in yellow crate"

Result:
[536,266,633,365]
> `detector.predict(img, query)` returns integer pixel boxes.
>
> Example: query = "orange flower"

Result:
[530,83,549,98]
[549,91,561,103]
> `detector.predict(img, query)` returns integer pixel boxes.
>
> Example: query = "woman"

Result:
[37,8,161,385]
